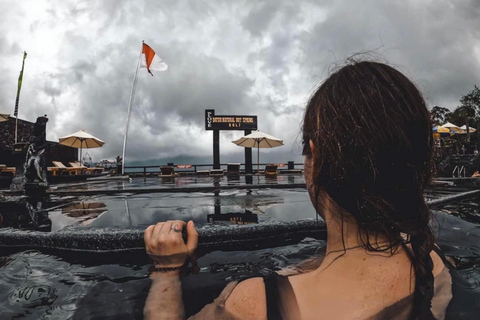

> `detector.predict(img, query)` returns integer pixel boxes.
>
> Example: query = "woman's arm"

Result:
[144,270,185,320]
[143,220,267,320]
[143,220,198,320]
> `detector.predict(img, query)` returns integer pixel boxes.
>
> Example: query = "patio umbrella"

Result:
[232,130,283,173]
[0,113,9,122]
[433,125,453,137]
[442,122,462,133]
[59,130,105,165]
[459,125,476,133]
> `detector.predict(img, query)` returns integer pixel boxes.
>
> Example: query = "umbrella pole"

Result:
[257,144,260,174]
[80,139,83,166]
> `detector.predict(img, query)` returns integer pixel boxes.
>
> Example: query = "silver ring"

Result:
[171,225,182,233]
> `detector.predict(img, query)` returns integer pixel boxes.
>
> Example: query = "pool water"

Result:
[0,177,479,319]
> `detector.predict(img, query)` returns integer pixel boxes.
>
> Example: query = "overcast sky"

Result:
[1,0,479,164]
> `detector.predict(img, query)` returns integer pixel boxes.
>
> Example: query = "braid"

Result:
[409,201,435,320]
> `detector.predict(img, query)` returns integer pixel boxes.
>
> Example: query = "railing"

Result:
[452,166,458,178]
[124,162,304,176]
[459,166,466,177]
[452,165,466,178]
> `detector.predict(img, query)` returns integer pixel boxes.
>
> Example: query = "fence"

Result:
[124,162,304,176]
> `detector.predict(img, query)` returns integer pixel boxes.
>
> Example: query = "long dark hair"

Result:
[302,61,435,319]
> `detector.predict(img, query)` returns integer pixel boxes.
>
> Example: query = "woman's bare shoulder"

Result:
[224,277,267,320]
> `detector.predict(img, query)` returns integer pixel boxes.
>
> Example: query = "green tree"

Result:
[444,86,480,129]
[430,106,450,125]
[460,85,480,116]
[445,105,476,128]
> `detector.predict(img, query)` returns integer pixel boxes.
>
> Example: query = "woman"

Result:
[143,61,452,319]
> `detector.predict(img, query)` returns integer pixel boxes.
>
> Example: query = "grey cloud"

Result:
[241,1,280,38]
[298,0,480,110]
[1,0,480,164]
[71,60,97,82]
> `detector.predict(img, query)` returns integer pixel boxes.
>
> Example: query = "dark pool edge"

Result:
[0,219,326,253]
[427,189,480,208]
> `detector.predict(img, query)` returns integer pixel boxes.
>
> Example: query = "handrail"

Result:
[452,166,459,178]
[459,166,466,178]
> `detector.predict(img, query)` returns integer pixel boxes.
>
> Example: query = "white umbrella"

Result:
[459,125,476,133]
[443,122,462,132]
[0,113,9,122]
[232,130,283,173]
[59,130,105,165]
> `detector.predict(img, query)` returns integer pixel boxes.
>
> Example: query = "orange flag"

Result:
[141,43,168,76]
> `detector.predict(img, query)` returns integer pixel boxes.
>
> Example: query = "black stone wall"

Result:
[0,117,77,166]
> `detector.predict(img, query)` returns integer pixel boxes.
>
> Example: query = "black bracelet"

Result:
[150,265,184,273]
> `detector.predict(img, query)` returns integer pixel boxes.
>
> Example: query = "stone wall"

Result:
[0,116,77,166]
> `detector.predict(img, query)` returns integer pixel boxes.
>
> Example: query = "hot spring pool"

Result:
[0,176,479,319]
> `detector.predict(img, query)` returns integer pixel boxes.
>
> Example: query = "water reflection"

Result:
[227,174,240,183]
[160,176,175,184]
[62,202,107,226]
[0,174,311,232]
[9,285,58,308]
[208,195,258,225]
[207,210,258,225]
[0,200,51,232]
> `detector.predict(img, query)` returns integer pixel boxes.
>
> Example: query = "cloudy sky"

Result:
[1,0,479,165]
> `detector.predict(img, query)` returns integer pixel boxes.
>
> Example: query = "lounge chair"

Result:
[69,161,103,175]
[159,166,177,177]
[226,163,241,176]
[0,164,16,176]
[49,161,82,175]
[265,164,279,175]
[209,169,225,176]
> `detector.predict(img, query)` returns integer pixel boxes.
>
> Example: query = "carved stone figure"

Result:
[24,116,49,185]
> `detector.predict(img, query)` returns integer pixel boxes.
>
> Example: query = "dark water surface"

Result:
[0,177,479,319]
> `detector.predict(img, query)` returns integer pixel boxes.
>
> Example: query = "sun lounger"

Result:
[49,161,82,175]
[69,161,103,175]
[159,166,177,177]
[265,164,279,175]
[226,163,241,176]
[209,169,225,176]
[0,164,16,176]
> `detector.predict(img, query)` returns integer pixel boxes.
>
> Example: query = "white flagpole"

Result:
[122,42,144,174]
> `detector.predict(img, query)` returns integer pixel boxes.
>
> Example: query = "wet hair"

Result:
[302,60,435,319]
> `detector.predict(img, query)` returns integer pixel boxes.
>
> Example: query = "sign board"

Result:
[205,109,257,131]
[176,164,192,169]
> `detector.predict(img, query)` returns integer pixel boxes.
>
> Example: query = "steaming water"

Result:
[0,177,479,319]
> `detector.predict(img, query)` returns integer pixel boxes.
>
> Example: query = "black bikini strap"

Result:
[264,274,282,320]
[432,245,454,269]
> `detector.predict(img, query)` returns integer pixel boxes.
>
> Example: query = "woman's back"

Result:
[289,248,450,319]
[214,247,450,320]
[289,248,414,319]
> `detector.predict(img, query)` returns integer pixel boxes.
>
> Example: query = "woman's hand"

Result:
[144,220,198,269]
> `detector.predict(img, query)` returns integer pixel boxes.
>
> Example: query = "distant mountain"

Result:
[129,151,303,167]
[129,155,211,166]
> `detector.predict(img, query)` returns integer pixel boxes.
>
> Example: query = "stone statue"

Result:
[24,116,49,186]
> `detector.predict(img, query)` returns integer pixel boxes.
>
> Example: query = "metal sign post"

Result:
[205,109,257,172]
